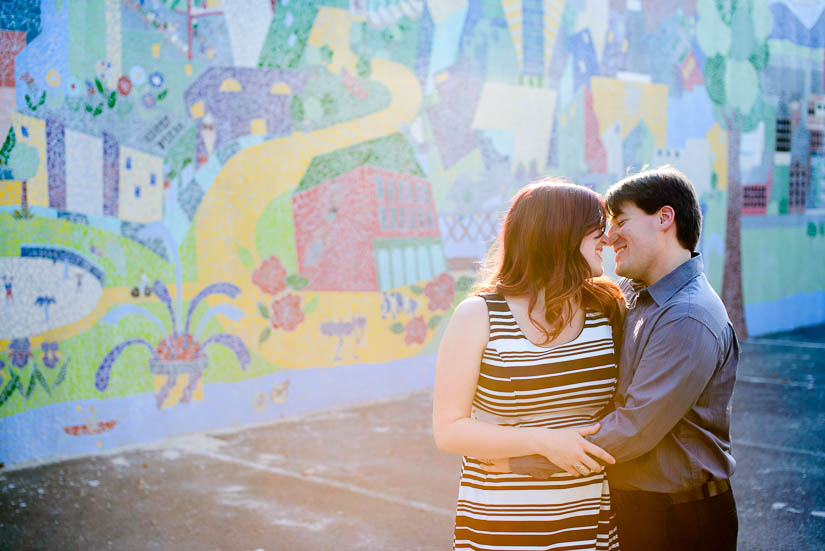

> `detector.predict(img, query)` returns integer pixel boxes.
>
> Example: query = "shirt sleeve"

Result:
[589,312,721,461]
[509,454,563,478]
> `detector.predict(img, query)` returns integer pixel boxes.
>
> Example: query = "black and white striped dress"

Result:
[454,293,620,550]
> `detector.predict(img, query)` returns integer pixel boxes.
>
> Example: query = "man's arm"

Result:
[506,312,721,476]
[587,314,720,461]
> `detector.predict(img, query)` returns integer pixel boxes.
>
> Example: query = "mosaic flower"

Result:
[129,65,147,86]
[143,93,156,108]
[271,380,289,404]
[253,392,267,412]
[155,333,201,362]
[271,294,304,332]
[424,273,456,311]
[46,69,60,87]
[117,76,132,96]
[85,79,96,96]
[149,71,165,88]
[95,59,112,81]
[66,77,82,97]
[404,316,427,345]
[41,341,60,369]
[252,256,287,295]
[9,338,32,369]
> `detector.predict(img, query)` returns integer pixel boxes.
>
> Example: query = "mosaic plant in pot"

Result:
[94,224,250,407]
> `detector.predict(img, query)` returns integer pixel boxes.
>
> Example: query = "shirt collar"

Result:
[631,252,704,307]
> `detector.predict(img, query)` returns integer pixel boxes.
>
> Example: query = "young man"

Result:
[493,166,740,550]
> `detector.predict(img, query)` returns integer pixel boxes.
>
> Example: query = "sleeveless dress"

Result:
[453,293,620,551]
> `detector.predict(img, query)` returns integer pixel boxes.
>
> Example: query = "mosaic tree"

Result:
[4,134,40,220]
[258,2,318,69]
[34,296,56,322]
[697,0,773,338]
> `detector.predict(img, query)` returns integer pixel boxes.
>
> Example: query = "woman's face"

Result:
[579,228,606,277]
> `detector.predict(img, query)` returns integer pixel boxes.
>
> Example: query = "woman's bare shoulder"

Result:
[443,296,490,343]
[452,295,489,319]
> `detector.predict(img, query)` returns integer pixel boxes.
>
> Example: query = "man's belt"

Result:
[668,479,731,504]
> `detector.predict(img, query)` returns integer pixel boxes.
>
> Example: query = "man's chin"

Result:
[614,263,632,279]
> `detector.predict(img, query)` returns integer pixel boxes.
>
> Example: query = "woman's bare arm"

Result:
[432,297,614,476]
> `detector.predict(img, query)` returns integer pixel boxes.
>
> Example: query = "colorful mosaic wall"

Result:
[2,0,824,466]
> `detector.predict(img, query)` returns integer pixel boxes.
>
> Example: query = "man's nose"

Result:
[604,226,617,245]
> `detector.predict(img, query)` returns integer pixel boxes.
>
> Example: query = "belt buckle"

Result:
[671,479,729,505]
[705,479,730,498]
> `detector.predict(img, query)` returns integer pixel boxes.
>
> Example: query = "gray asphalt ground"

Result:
[1,325,824,551]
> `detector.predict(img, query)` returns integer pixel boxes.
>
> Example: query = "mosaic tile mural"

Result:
[2,0,825,467]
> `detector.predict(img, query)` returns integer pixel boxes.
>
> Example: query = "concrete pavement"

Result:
[1,325,825,550]
[0,392,458,550]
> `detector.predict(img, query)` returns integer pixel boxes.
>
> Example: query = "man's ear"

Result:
[658,206,676,231]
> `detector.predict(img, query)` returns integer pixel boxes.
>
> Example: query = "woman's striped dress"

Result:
[453,293,620,550]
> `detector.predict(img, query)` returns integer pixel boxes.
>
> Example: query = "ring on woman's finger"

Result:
[573,463,589,475]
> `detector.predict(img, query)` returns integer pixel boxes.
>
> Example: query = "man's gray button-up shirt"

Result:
[592,253,739,492]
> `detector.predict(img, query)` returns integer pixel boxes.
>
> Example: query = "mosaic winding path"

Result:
[192,8,424,368]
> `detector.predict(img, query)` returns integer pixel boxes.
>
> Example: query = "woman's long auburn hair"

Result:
[476,178,624,345]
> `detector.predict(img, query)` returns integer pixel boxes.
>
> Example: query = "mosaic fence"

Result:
[1,0,825,466]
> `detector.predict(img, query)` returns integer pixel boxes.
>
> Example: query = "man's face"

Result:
[606,202,661,283]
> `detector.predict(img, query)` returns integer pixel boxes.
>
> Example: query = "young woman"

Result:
[433,179,625,550]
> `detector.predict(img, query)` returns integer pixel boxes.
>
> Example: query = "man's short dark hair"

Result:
[604,166,702,251]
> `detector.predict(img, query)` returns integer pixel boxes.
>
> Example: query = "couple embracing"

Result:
[433,167,739,551]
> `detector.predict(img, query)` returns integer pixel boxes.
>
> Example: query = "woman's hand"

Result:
[479,457,510,473]
[535,424,615,476]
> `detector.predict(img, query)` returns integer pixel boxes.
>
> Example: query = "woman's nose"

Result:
[601,231,614,245]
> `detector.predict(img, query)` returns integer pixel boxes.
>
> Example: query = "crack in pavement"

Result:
[182,447,454,518]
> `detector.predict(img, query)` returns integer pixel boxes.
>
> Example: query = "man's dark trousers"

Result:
[611,487,738,550]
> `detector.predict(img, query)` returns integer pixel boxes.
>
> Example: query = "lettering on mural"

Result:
[142,115,186,151]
